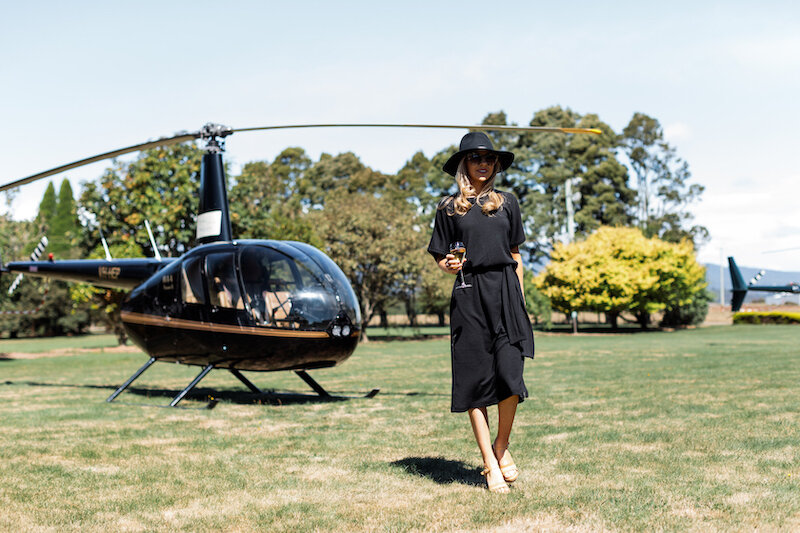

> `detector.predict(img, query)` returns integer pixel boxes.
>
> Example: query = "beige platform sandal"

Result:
[493,444,519,483]
[481,466,510,494]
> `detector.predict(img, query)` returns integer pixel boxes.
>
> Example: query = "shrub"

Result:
[733,311,800,325]
[660,289,713,328]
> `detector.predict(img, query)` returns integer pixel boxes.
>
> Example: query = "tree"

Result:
[12,280,91,337]
[393,149,457,225]
[1,190,90,338]
[418,254,453,326]
[229,147,320,245]
[483,108,635,263]
[47,179,81,258]
[312,189,426,340]
[35,181,57,228]
[70,239,145,345]
[297,152,389,209]
[522,269,552,328]
[622,112,708,244]
[78,142,204,257]
[660,288,712,328]
[535,226,707,329]
[0,216,38,337]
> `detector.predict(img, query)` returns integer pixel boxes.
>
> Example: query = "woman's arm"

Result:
[511,246,525,303]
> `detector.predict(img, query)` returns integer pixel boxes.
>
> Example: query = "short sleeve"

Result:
[428,198,455,259]
[506,193,525,248]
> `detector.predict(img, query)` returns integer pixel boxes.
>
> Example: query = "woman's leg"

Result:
[494,394,519,450]
[493,395,520,481]
[469,406,509,493]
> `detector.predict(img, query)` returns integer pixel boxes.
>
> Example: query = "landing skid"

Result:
[294,370,381,399]
[106,360,380,407]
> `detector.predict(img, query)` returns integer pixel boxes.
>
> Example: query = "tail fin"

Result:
[728,256,747,311]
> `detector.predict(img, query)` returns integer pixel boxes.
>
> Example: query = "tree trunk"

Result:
[636,311,650,330]
[606,311,619,329]
[437,310,445,327]
[404,295,417,327]
[360,300,373,343]
[113,321,128,346]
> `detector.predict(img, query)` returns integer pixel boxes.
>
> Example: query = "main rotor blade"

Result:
[233,123,603,135]
[2,122,602,193]
[0,132,199,193]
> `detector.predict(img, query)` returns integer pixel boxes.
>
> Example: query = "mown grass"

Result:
[0,325,798,531]
[0,333,119,354]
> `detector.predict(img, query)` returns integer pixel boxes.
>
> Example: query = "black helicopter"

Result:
[728,256,800,311]
[1,122,600,407]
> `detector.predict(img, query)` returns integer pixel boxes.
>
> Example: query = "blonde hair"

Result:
[444,157,505,216]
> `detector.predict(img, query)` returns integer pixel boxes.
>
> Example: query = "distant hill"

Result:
[704,261,800,306]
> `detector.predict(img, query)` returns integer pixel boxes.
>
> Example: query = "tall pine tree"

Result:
[49,179,80,258]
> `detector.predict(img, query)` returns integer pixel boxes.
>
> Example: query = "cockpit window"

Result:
[239,245,334,327]
[205,252,243,309]
[181,256,205,305]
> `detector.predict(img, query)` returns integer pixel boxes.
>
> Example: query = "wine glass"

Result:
[449,241,471,289]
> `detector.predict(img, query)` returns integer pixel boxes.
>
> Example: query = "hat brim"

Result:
[442,149,514,177]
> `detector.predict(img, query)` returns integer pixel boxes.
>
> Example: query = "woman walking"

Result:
[428,132,534,494]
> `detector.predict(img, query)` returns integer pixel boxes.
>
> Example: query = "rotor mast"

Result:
[196,123,234,244]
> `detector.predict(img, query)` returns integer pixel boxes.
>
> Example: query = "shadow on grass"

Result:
[375,391,448,398]
[0,380,369,406]
[391,456,483,486]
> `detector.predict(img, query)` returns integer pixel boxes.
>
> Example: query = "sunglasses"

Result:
[466,152,498,165]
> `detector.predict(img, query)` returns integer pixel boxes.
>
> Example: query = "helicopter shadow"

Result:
[390,456,483,486]
[0,380,355,406]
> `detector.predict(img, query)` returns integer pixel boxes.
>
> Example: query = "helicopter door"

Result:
[179,255,206,323]
[239,246,298,327]
[155,261,182,317]
[204,251,245,323]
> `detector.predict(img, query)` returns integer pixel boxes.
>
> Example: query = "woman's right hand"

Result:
[439,253,463,275]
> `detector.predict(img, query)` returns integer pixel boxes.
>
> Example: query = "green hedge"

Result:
[733,311,800,324]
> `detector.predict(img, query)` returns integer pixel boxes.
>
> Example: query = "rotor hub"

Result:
[199,123,234,153]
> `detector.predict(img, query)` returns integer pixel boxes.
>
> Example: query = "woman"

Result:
[428,132,534,494]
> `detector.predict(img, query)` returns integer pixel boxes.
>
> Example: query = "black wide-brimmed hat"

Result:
[442,131,515,177]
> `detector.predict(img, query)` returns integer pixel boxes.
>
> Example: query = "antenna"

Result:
[99,229,113,261]
[144,220,162,262]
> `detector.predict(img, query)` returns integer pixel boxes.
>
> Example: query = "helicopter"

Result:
[1,122,600,407]
[728,256,800,312]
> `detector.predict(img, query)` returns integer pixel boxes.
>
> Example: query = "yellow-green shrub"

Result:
[733,311,800,324]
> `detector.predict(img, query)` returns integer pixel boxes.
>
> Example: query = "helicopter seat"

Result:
[265,290,291,321]
[263,279,293,326]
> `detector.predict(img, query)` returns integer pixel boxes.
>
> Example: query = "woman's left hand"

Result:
[439,253,462,275]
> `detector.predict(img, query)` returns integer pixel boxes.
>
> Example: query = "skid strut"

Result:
[295,370,332,397]
[106,357,157,402]
[229,368,263,394]
[169,364,215,407]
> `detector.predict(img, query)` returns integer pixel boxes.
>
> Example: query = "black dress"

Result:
[428,191,534,413]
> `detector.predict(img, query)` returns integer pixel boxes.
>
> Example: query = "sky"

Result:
[2,1,799,271]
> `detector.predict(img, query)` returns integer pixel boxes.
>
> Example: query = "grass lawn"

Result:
[0,325,798,531]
